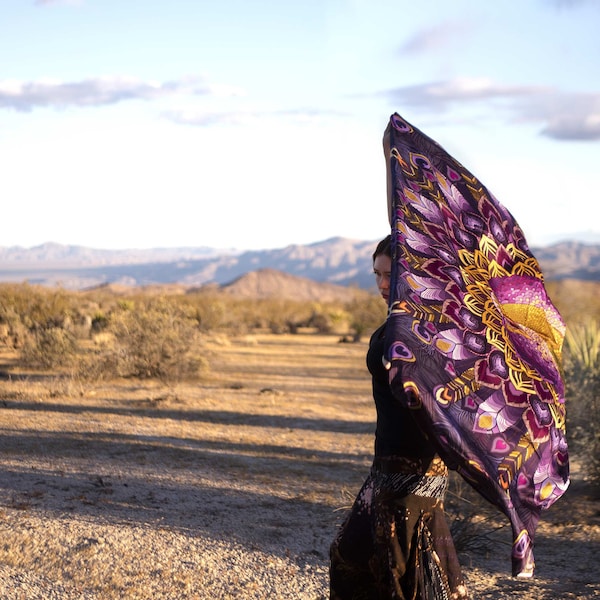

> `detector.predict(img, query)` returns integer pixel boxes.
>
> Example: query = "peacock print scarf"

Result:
[383,112,569,578]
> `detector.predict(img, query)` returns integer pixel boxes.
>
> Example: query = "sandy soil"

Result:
[0,334,597,599]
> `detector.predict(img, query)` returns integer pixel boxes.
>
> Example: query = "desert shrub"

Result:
[71,343,126,384]
[345,294,387,342]
[0,283,82,334]
[307,311,334,334]
[259,299,312,334]
[0,284,81,367]
[22,288,74,331]
[91,311,110,333]
[20,326,79,369]
[183,293,340,334]
[117,299,135,311]
[182,293,244,332]
[0,305,29,349]
[563,319,600,482]
[104,297,205,383]
[195,296,228,331]
[305,305,352,334]
[0,285,37,348]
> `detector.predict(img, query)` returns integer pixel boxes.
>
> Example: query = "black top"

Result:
[367,323,436,458]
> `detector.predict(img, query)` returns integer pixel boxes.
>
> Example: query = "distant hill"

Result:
[0,237,598,290]
[533,241,600,281]
[219,268,368,301]
[0,242,228,264]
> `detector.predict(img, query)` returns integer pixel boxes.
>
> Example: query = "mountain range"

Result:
[0,238,599,291]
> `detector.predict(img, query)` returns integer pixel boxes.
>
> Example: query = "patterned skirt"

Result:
[330,456,469,600]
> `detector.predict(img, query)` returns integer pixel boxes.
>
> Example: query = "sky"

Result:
[0,0,599,251]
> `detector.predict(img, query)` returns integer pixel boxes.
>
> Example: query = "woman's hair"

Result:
[372,234,392,261]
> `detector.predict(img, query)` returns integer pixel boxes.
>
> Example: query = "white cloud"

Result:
[399,21,473,56]
[384,77,546,107]
[381,77,600,141]
[163,107,347,127]
[526,92,600,141]
[0,76,215,112]
[35,0,82,6]
[541,113,600,140]
[545,0,598,8]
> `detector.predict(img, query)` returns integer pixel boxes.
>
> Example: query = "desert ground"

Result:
[0,332,597,599]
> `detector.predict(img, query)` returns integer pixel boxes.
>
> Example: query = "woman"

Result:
[329,235,468,600]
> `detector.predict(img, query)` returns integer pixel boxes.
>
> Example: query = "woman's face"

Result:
[373,253,392,302]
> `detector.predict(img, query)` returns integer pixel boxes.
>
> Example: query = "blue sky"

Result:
[1,0,599,250]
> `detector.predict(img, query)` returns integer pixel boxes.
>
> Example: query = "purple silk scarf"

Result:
[383,113,569,577]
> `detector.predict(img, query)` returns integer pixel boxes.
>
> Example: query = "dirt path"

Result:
[0,334,597,599]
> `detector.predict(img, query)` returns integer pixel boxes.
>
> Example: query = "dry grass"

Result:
[0,332,597,599]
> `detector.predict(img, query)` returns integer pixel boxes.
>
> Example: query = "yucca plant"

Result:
[564,319,600,372]
[563,319,600,487]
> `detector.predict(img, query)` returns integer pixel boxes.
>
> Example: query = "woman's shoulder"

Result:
[370,322,387,342]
